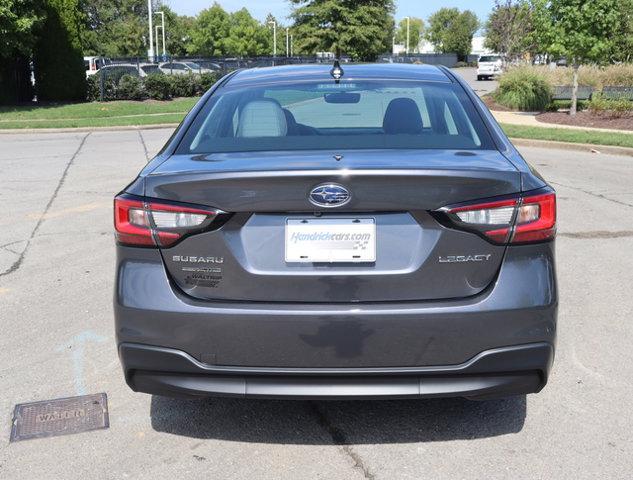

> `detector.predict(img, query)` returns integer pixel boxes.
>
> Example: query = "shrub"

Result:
[494,67,552,111]
[144,73,172,100]
[198,72,220,93]
[454,61,468,68]
[118,74,145,100]
[589,93,633,117]
[86,75,100,102]
[170,74,199,98]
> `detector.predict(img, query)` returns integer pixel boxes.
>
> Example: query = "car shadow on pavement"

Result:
[150,394,526,444]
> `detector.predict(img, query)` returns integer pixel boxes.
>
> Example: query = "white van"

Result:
[84,56,106,77]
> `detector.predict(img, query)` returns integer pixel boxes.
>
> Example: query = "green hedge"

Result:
[86,72,220,102]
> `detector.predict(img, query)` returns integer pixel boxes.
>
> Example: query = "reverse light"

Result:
[437,188,556,245]
[114,195,223,247]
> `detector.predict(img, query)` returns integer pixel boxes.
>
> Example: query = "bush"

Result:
[198,72,220,93]
[169,74,200,98]
[144,73,172,100]
[117,75,145,100]
[454,61,469,68]
[589,94,633,117]
[86,75,100,102]
[494,67,552,111]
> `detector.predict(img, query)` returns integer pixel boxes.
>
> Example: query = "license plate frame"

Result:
[285,217,376,263]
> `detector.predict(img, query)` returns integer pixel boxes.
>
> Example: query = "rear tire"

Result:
[477,75,483,81]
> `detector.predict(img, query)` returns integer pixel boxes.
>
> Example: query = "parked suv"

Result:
[477,55,503,80]
[114,64,557,400]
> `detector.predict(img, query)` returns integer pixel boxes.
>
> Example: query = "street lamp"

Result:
[155,11,166,59]
[404,16,410,55]
[147,0,154,61]
[268,21,277,57]
[286,28,289,57]
[290,35,294,57]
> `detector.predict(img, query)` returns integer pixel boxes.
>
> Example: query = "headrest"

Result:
[237,99,288,137]
[382,97,423,134]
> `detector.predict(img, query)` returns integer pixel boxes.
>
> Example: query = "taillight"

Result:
[436,188,556,245]
[114,195,224,247]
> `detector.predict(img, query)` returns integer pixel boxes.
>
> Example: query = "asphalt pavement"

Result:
[1,128,632,479]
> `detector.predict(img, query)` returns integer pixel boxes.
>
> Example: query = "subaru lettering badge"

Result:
[309,184,351,208]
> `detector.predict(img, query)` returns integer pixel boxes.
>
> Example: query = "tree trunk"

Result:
[570,62,579,116]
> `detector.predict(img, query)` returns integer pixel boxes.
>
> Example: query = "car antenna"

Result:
[330,59,344,83]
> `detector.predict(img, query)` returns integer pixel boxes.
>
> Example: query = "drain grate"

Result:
[10,393,109,442]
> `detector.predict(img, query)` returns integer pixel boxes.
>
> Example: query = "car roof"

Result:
[226,63,451,87]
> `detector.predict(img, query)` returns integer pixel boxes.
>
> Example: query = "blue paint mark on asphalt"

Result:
[56,330,107,395]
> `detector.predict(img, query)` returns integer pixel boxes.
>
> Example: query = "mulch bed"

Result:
[481,94,513,112]
[535,111,633,131]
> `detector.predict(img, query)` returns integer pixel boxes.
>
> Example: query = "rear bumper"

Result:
[120,342,553,400]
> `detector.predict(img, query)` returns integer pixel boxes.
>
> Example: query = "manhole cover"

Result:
[10,393,109,442]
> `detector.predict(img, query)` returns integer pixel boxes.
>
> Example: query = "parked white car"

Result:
[159,61,214,75]
[477,55,503,80]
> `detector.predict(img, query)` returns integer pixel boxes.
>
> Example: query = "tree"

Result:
[0,0,44,103]
[532,0,624,115]
[484,0,537,62]
[81,0,150,57]
[289,0,395,61]
[224,8,268,56]
[395,17,423,54]
[34,0,86,101]
[426,8,479,61]
[612,0,633,63]
[188,2,229,56]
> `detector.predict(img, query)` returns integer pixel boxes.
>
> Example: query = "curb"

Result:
[510,137,633,158]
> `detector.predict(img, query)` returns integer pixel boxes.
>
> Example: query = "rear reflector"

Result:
[437,188,556,245]
[114,195,222,247]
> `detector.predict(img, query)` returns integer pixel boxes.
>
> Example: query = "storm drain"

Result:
[10,393,109,442]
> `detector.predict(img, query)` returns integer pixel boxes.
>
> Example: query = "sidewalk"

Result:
[491,110,633,135]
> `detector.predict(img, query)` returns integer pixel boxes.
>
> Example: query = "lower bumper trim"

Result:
[120,342,553,400]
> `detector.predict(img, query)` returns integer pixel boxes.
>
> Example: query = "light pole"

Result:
[155,11,166,58]
[155,25,161,58]
[404,16,410,55]
[290,35,294,57]
[286,28,289,57]
[268,21,277,57]
[147,0,154,61]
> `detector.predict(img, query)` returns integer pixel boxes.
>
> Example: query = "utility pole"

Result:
[147,0,154,61]
[155,11,166,58]
[290,35,293,57]
[268,21,277,57]
[286,28,289,57]
[404,16,410,55]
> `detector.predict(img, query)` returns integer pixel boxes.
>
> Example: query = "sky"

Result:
[166,0,494,24]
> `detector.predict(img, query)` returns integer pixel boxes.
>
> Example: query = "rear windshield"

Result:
[479,56,501,62]
[178,80,494,154]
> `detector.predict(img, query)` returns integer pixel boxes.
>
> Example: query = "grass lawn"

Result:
[0,98,199,128]
[501,124,633,149]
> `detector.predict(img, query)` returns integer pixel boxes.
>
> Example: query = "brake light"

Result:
[114,195,222,247]
[437,188,556,245]
[511,192,556,243]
